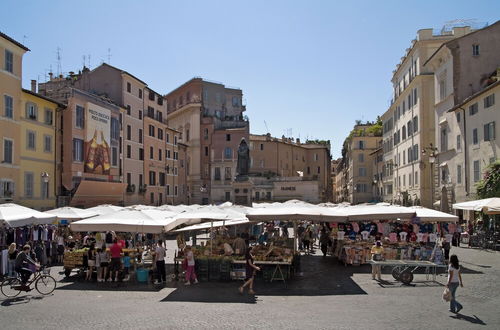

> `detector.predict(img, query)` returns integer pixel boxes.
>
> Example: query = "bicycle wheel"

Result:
[35,275,56,295]
[1,277,22,298]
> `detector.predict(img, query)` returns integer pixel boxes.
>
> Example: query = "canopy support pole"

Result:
[210,220,213,255]
[293,220,297,254]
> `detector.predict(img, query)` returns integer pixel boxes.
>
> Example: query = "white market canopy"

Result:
[339,204,416,221]
[0,203,56,228]
[45,206,99,221]
[174,219,250,232]
[406,206,458,223]
[70,208,179,234]
[172,205,249,225]
[85,204,125,216]
[453,198,500,215]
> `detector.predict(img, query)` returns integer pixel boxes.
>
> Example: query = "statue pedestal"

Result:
[233,178,253,206]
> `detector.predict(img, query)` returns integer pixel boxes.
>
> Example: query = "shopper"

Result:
[7,243,18,277]
[154,240,167,284]
[122,252,131,281]
[233,234,247,255]
[447,255,464,313]
[303,227,312,253]
[97,245,110,282]
[319,229,330,257]
[15,245,39,288]
[184,246,198,285]
[109,239,123,282]
[239,246,260,295]
[370,241,384,281]
[442,239,451,261]
[56,232,65,263]
[86,244,96,281]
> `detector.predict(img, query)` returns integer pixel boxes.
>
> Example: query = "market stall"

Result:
[45,206,99,223]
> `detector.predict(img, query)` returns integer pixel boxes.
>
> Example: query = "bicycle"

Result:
[1,267,56,298]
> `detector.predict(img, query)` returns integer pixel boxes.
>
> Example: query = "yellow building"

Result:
[19,89,65,210]
[0,32,29,202]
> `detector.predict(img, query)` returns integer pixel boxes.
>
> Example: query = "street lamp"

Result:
[41,172,50,199]
[422,144,439,208]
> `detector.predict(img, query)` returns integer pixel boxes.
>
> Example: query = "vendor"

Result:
[233,234,247,255]
[370,241,384,281]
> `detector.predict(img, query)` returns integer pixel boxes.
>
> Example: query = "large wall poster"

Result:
[84,102,111,174]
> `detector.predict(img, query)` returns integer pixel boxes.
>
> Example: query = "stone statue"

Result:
[237,139,250,176]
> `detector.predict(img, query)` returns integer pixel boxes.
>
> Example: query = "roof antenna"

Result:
[56,47,62,76]
[107,48,111,64]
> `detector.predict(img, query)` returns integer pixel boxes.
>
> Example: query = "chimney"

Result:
[296,138,300,144]
[31,80,37,93]
[49,72,53,80]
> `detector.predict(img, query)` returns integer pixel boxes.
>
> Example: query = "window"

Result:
[138,110,142,120]
[4,95,13,118]
[157,97,163,106]
[232,96,239,107]
[413,144,419,161]
[111,118,119,140]
[484,94,495,108]
[126,105,131,115]
[413,116,418,132]
[473,160,480,182]
[456,112,461,123]
[224,147,232,159]
[126,173,131,185]
[110,147,117,166]
[358,153,364,162]
[149,171,156,185]
[149,91,155,101]
[226,134,231,141]
[27,131,36,150]
[403,174,406,187]
[203,128,209,140]
[260,143,264,151]
[225,192,231,201]
[3,139,13,163]
[73,139,83,161]
[127,125,131,140]
[150,146,154,159]
[174,136,177,145]
[138,89,142,99]
[456,135,461,151]
[314,153,319,161]
[358,141,364,149]
[75,105,84,128]
[402,126,406,140]
[174,186,178,196]
[159,172,165,186]
[166,133,170,143]
[166,185,170,195]
[484,122,496,141]
[317,166,321,174]
[204,146,209,157]
[214,167,221,180]
[24,172,34,198]
[415,171,418,185]
[260,160,265,168]
[127,145,131,158]
[358,167,366,177]
[127,82,131,93]
[472,44,480,56]
[355,184,367,193]
[403,150,406,165]
[224,167,232,180]
[407,120,413,135]
[41,108,53,125]
[439,78,446,100]
[457,165,462,184]
[43,135,52,152]
[469,103,478,116]
[150,192,154,204]
[149,125,155,137]
[413,88,417,105]
[440,128,448,152]
[25,102,37,120]
[4,49,14,73]
[159,149,162,161]
[158,128,163,140]
[166,149,171,159]
[173,151,178,160]
[139,174,143,187]
[147,106,154,118]
[472,128,478,145]
[186,129,190,142]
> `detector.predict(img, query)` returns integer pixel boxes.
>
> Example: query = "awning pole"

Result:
[210,220,213,255]
[293,220,297,253]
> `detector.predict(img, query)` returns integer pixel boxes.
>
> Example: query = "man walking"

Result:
[154,240,167,284]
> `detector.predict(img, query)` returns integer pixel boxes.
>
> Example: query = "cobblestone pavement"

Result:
[0,243,498,330]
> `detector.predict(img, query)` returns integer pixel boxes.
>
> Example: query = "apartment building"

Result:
[370,146,384,203]
[334,160,347,203]
[343,124,382,204]
[381,26,474,207]
[19,87,65,210]
[247,134,332,204]
[424,21,500,205]
[0,33,29,203]
[331,158,340,203]
[165,78,249,204]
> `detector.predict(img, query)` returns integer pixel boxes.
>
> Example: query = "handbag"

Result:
[442,287,451,302]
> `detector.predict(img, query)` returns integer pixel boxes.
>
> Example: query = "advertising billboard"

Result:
[84,102,111,174]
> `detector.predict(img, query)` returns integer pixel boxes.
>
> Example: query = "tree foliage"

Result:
[476,160,500,198]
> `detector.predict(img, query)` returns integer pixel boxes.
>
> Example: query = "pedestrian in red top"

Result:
[109,239,123,282]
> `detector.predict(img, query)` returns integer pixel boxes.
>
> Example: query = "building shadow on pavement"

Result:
[450,313,487,325]
[160,255,367,304]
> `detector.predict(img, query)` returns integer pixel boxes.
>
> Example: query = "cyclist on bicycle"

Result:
[15,245,39,289]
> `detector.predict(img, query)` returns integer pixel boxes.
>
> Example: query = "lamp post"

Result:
[422,144,438,208]
[41,172,50,200]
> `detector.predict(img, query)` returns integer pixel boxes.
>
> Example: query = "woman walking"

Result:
[447,254,464,313]
[239,246,260,295]
[7,243,18,277]
[86,244,96,281]
[184,246,198,285]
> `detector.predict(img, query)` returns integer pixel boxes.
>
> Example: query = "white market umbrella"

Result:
[482,198,500,215]
[45,206,99,221]
[341,204,415,221]
[453,197,500,215]
[173,219,250,232]
[406,206,458,223]
[0,203,56,227]
[86,204,125,216]
[70,208,177,234]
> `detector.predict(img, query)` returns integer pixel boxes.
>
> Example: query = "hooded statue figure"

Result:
[237,138,250,176]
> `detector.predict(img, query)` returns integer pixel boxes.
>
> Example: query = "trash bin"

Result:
[136,268,148,283]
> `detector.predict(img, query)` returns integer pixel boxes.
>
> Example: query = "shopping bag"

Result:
[442,288,451,302]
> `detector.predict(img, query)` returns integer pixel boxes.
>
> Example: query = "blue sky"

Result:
[2,0,499,157]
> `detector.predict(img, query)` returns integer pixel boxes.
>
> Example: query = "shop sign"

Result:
[280,186,296,191]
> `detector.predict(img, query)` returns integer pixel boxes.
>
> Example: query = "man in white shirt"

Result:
[154,240,167,284]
